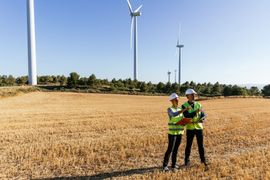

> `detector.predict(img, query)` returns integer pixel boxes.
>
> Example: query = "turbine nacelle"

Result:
[131,12,141,17]
[127,0,143,17]
[177,44,184,48]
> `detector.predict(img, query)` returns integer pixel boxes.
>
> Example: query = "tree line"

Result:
[0,73,270,97]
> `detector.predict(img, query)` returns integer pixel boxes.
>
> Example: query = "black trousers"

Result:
[163,134,182,167]
[185,129,206,163]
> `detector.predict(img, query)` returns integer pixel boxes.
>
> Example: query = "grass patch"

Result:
[0,86,39,98]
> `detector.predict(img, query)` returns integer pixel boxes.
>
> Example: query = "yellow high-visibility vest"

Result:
[168,106,185,135]
[182,101,203,130]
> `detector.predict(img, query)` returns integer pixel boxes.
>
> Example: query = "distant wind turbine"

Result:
[126,0,142,81]
[27,0,37,85]
[168,71,171,83]
[176,25,184,85]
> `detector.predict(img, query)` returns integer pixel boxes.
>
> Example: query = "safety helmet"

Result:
[169,93,179,101]
[185,89,197,95]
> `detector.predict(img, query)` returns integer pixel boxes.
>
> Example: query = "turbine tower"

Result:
[167,71,171,83]
[126,0,142,81]
[174,69,177,83]
[27,0,37,85]
[176,26,184,85]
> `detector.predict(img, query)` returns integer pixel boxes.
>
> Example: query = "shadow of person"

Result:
[38,166,161,180]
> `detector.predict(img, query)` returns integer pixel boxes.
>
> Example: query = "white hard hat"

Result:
[169,93,179,101]
[185,89,197,95]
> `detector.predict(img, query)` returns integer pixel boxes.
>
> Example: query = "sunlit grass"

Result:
[0,92,269,179]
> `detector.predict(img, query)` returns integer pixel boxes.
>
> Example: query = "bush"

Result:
[67,72,80,88]
[262,85,270,96]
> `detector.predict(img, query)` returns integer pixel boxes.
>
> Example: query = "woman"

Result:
[163,93,191,171]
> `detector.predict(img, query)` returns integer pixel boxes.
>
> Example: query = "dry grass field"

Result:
[0,92,269,179]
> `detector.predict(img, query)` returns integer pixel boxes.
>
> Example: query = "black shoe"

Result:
[201,161,209,166]
[162,166,170,172]
[202,161,209,171]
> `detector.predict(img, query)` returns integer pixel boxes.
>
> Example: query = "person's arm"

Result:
[167,108,180,117]
[198,110,207,122]
[167,108,181,125]
[182,105,197,118]
[167,107,189,117]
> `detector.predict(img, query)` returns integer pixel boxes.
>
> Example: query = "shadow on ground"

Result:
[38,166,161,180]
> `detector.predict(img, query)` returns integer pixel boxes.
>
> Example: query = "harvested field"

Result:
[0,92,269,179]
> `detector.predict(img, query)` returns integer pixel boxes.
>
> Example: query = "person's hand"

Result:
[186,105,192,111]
[196,108,201,113]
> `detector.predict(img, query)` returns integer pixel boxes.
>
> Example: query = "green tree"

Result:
[157,82,165,93]
[51,76,58,84]
[88,74,97,87]
[67,72,80,88]
[164,82,172,93]
[16,76,28,85]
[59,75,67,86]
[189,81,196,89]
[211,82,222,95]
[6,75,16,86]
[231,85,248,96]
[139,82,148,92]
[100,79,109,85]
[147,82,155,93]
[223,85,232,96]
[262,85,270,96]
[179,84,189,96]
[78,77,88,86]
[38,76,46,84]
[249,86,260,96]
[0,75,8,86]
[171,83,180,94]
[115,80,124,88]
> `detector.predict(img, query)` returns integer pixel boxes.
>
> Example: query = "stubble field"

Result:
[0,92,269,179]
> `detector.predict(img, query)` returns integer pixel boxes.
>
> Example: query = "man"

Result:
[181,89,207,167]
[163,93,191,171]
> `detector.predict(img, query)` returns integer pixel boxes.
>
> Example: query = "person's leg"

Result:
[195,130,206,163]
[171,135,182,168]
[185,130,195,165]
[163,134,175,167]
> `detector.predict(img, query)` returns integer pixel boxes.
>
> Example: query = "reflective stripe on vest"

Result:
[168,106,185,135]
[169,128,185,131]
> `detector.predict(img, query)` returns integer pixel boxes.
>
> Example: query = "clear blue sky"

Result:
[0,0,269,84]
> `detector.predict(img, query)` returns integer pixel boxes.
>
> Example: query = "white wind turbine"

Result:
[126,0,142,81]
[176,25,184,85]
[167,71,171,83]
[27,0,37,85]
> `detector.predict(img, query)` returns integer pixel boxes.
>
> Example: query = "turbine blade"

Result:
[175,47,178,56]
[130,17,134,49]
[126,0,133,13]
[178,23,181,43]
[134,5,143,12]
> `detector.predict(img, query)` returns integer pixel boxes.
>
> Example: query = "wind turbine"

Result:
[176,25,184,85]
[167,71,171,83]
[126,0,142,81]
[27,0,37,85]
